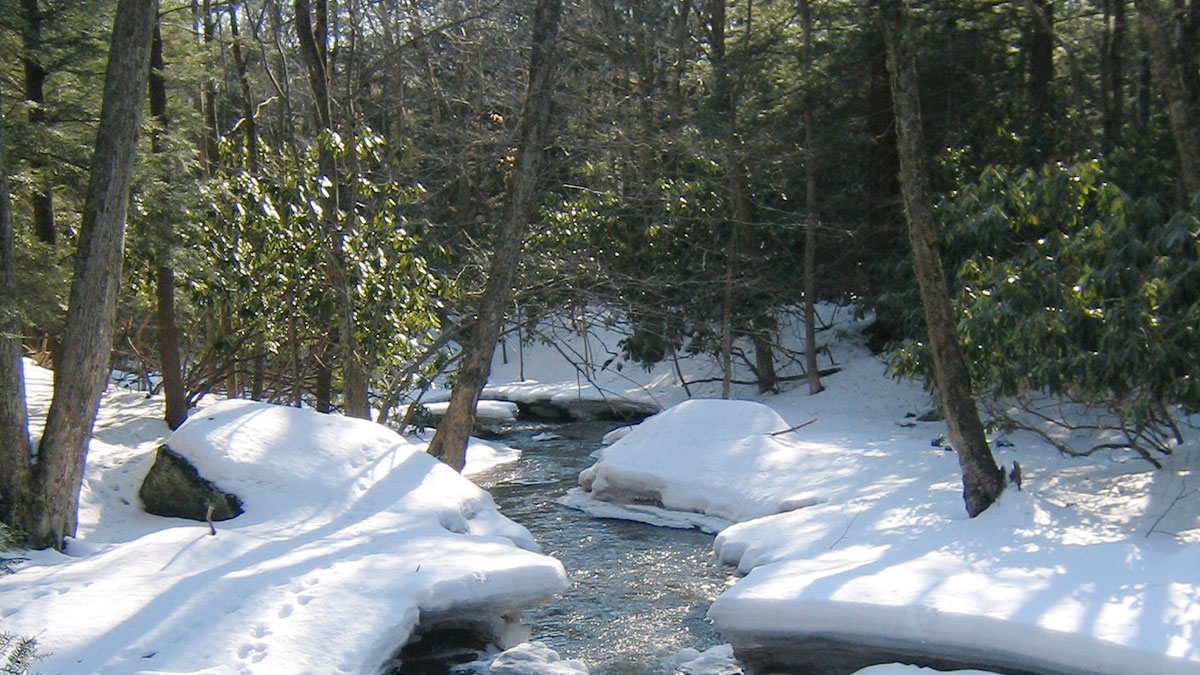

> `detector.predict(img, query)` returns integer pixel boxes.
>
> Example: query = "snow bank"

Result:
[0,378,566,675]
[563,339,1200,674]
[564,399,827,528]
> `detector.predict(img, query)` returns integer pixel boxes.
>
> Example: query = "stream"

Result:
[405,419,736,674]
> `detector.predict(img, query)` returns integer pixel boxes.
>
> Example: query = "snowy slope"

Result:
[540,310,1200,674]
[0,362,564,675]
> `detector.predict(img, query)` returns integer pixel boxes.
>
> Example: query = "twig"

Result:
[828,511,860,550]
[1146,479,1193,539]
[769,418,817,436]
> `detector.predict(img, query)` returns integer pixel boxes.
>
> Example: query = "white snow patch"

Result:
[0,363,566,675]
[486,641,589,674]
[669,644,744,674]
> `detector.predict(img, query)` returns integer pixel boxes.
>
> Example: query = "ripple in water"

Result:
[474,421,735,674]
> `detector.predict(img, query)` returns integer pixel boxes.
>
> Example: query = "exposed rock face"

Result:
[138,445,243,521]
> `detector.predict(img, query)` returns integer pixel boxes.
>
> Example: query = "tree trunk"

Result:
[21,0,55,246]
[230,1,259,176]
[0,83,37,542]
[800,0,823,395]
[31,0,158,549]
[878,0,1004,518]
[1027,0,1055,161]
[149,21,188,431]
[1134,0,1200,195]
[295,0,370,419]
[199,0,220,178]
[1101,0,1127,148]
[427,0,563,471]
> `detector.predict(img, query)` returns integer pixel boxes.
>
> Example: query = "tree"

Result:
[800,0,823,396]
[1,0,158,550]
[1133,0,1200,196]
[878,0,1005,517]
[20,0,55,246]
[294,0,370,419]
[0,85,36,546]
[148,18,187,430]
[428,0,563,471]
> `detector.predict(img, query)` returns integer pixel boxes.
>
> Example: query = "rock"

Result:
[139,445,243,522]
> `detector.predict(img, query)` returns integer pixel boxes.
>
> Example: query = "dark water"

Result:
[472,420,733,674]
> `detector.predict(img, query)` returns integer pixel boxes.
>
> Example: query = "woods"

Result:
[2,0,1200,542]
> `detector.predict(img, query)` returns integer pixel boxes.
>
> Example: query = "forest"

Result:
[2,0,1200,550]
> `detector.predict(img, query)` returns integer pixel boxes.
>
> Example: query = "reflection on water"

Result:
[475,421,733,674]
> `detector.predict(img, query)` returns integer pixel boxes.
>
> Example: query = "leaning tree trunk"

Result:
[1134,0,1200,196]
[427,0,563,471]
[879,0,1004,517]
[0,83,37,540]
[31,0,158,549]
[149,20,188,431]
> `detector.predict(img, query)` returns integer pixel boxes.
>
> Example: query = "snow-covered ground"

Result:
[0,362,561,674]
[4,303,1199,674]
[542,308,1200,674]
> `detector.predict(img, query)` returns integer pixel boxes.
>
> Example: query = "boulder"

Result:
[139,445,243,521]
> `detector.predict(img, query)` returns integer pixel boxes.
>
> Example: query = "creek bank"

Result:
[417,420,733,674]
[423,390,659,426]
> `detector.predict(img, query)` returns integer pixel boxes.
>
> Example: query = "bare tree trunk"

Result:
[229,1,267,401]
[428,0,563,471]
[1134,0,1200,195]
[879,0,1004,518]
[1101,0,1127,148]
[0,83,37,541]
[21,0,55,246]
[149,20,188,431]
[800,0,823,395]
[294,0,370,418]
[31,0,158,549]
[199,0,220,177]
[1027,0,1055,161]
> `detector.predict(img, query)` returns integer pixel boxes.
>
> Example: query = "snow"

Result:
[7,301,1200,674]
[0,361,564,675]
[669,644,743,674]
[425,399,520,423]
[553,310,1200,674]
[485,641,589,674]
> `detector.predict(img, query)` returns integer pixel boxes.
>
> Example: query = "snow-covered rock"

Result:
[0,393,566,675]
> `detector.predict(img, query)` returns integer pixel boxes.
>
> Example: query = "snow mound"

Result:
[670,644,744,674]
[567,398,844,525]
[0,397,567,674]
[487,641,589,674]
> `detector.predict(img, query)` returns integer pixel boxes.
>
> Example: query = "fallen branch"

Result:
[770,418,817,436]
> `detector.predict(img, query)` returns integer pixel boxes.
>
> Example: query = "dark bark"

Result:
[878,0,1004,518]
[427,0,563,471]
[295,0,370,419]
[32,0,158,549]
[21,0,55,246]
[229,1,259,176]
[149,21,188,431]
[0,83,37,541]
[1134,0,1200,195]
[800,0,823,396]
[1101,0,1127,148]
[1027,0,1055,160]
[199,0,220,177]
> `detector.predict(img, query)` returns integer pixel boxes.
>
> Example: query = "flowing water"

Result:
[472,420,734,673]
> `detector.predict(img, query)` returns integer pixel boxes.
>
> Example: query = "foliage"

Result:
[0,632,43,675]
[890,160,1200,464]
